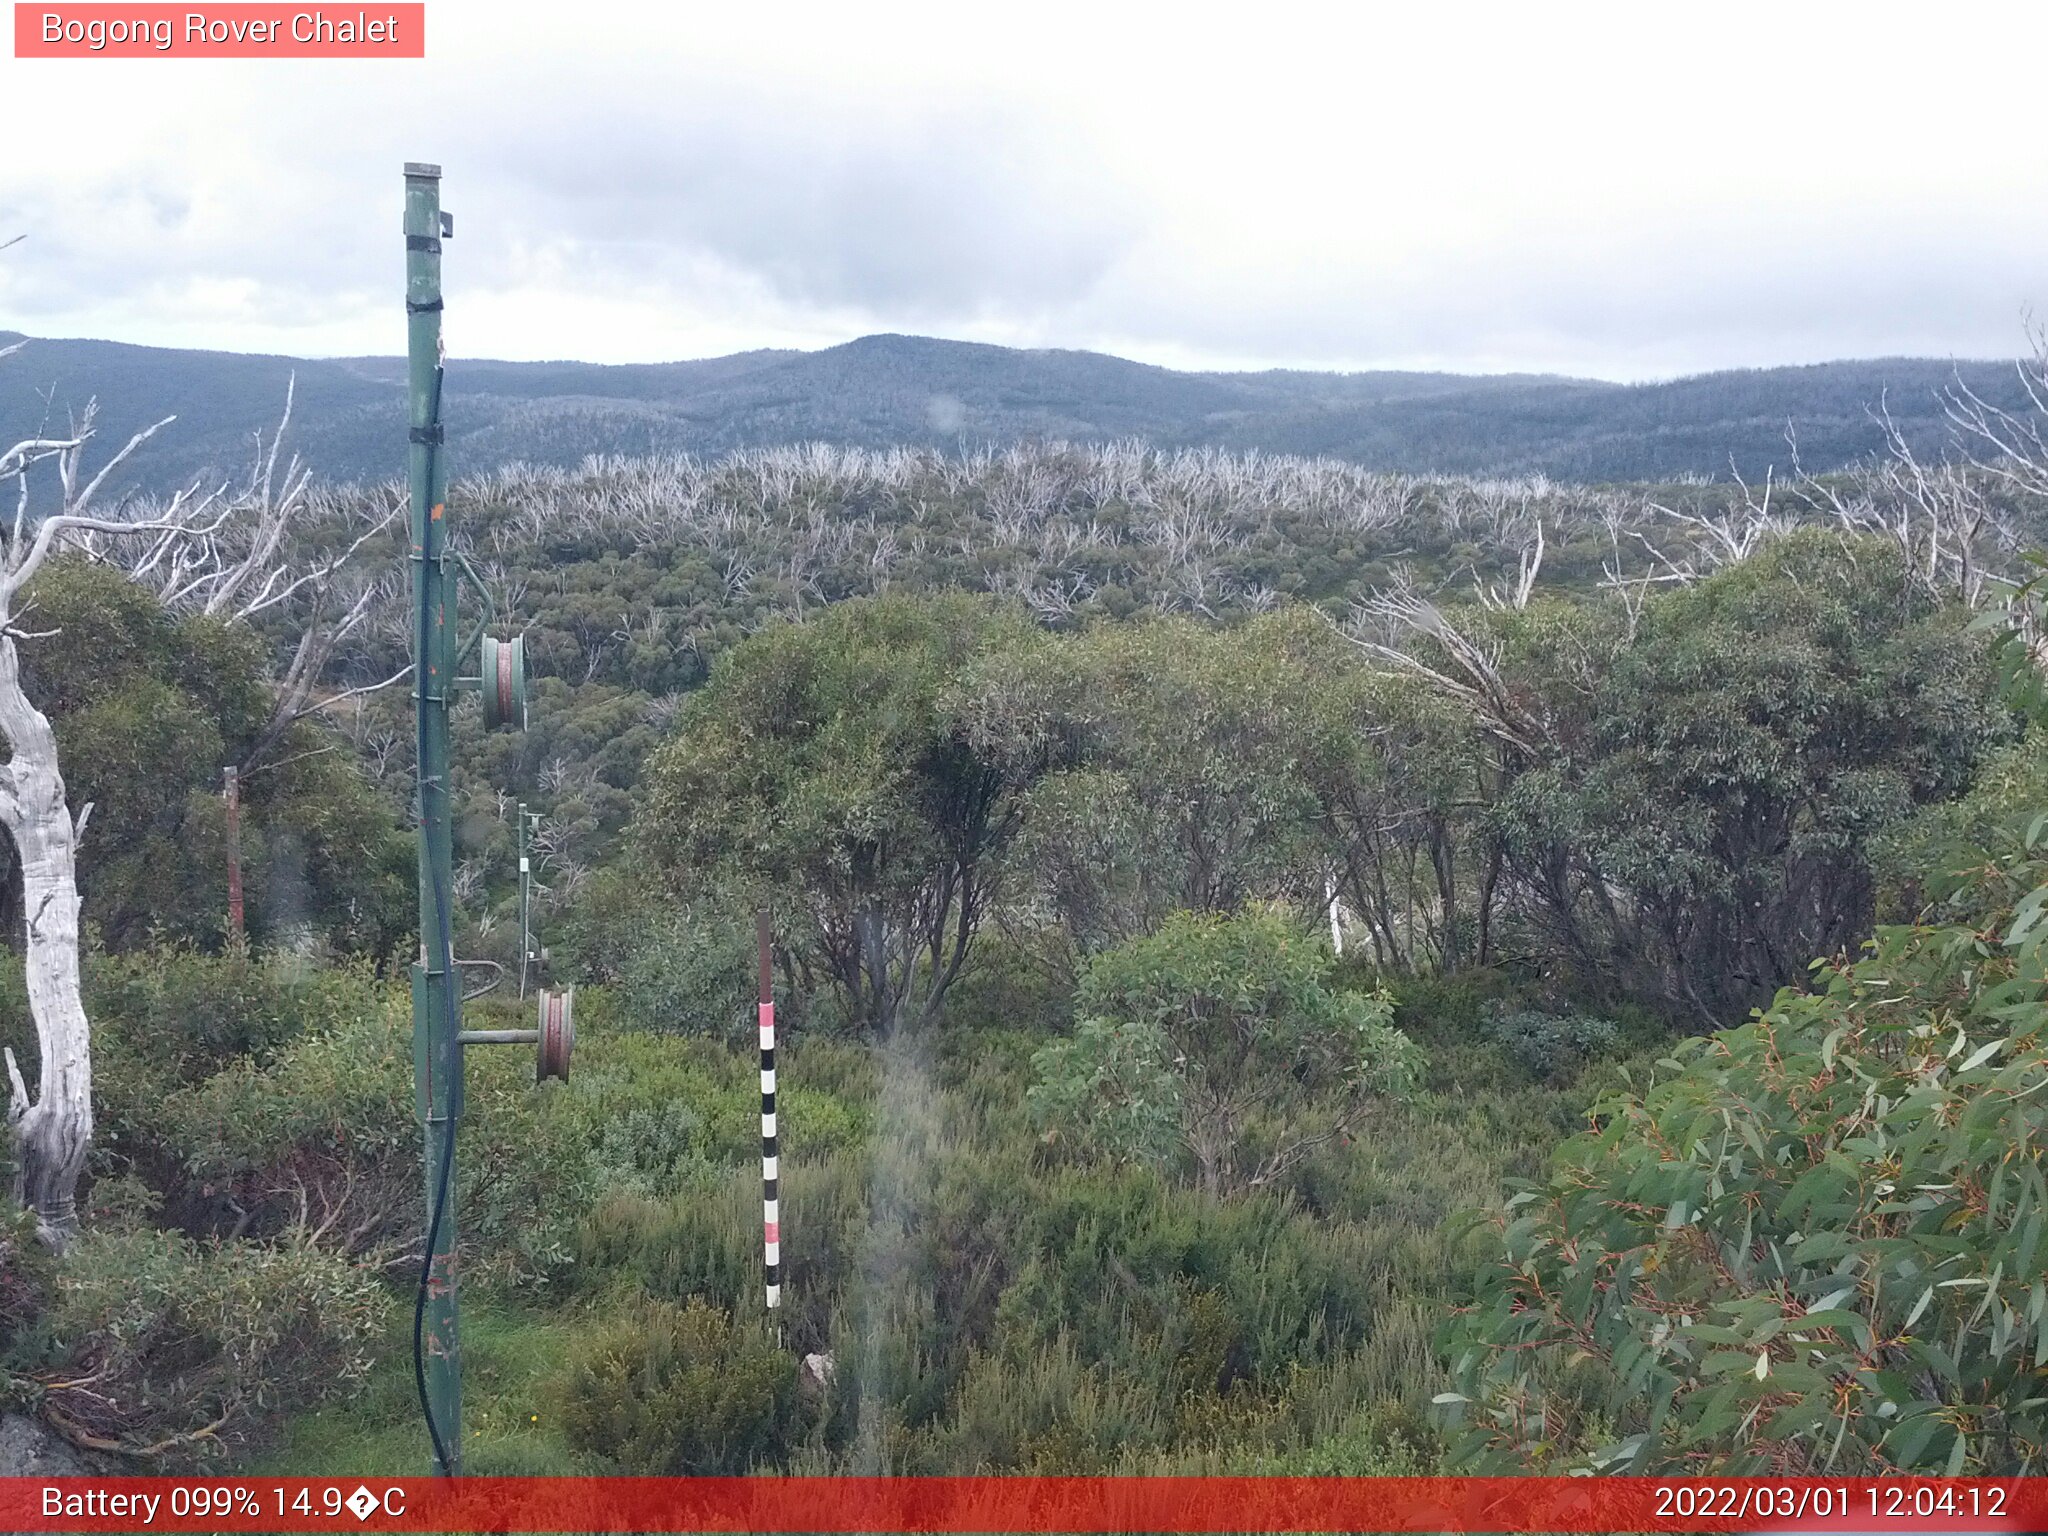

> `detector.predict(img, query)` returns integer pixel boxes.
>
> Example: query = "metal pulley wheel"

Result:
[536,986,574,1082]
[480,634,527,731]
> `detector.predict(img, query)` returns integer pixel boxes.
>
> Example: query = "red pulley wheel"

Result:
[537,986,574,1082]
[480,634,527,732]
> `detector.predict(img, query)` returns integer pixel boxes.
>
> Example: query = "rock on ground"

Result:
[0,1412,94,1476]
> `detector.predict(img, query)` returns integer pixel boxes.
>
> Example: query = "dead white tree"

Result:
[1474,519,1545,611]
[1600,523,1658,641]
[0,388,398,1246]
[1344,577,1550,756]
[1781,389,2024,611]
[0,408,233,1246]
[88,382,409,769]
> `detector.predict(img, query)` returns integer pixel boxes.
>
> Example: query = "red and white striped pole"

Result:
[757,910,780,1317]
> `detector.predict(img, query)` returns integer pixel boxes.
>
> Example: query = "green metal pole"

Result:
[404,160,462,1476]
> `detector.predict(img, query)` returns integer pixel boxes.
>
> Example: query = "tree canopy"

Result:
[10,560,409,957]
[640,592,1061,1033]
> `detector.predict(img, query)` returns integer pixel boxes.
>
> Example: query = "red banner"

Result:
[0,1476,2040,1532]
[12,4,424,57]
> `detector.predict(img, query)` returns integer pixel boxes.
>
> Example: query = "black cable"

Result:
[409,361,461,1478]
[413,1081,458,1474]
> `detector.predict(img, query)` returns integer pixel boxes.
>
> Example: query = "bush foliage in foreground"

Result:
[558,1299,802,1474]
[1442,821,2048,1474]
[3,1221,385,1458]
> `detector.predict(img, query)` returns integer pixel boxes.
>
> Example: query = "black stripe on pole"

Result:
[759,908,781,1316]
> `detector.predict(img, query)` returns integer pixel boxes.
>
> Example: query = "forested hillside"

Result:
[0,329,2031,494]
[5,393,2048,1479]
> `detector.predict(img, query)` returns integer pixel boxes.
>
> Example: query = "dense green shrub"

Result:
[16,1226,385,1460]
[0,1206,56,1401]
[1483,1008,1620,1082]
[1441,827,2048,1474]
[555,863,767,1042]
[918,1336,1181,1472]
[613,905,757,1043]
[557,1299,802,1473]
[555,1031,872,1204]
[1379,968,1519,1038]
[89,947,384,1101]
[128,991,591,1283]
[993,1162,1387,1379]
[937,929,1076,1040]
[1030,908,1419,1197]
[0,559,411,958]
[1875,726,2048,921]
[1488,533,2006,1022]
[1004,615,1345,951]
[577,1150,871,1354]
[0,946,388,1188]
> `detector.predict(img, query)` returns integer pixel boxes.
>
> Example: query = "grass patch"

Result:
[253,1300,607,1476]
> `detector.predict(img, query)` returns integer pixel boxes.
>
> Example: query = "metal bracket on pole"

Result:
[458,986,574,1081]
[454,956,504,1002]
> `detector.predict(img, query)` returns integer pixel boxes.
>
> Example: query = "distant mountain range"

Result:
[0,330,2027,494]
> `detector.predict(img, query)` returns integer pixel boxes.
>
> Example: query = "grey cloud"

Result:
[3,22,2045,382]
[2,167,388,332]
[1063,213,2039,380]
[464,91,1143,321]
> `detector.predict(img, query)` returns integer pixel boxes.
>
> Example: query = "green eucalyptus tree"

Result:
[642,593,1063,1034]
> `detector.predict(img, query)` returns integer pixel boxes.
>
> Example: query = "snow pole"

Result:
[222,765,244,943]
[758,909,781,1324]
[517,803,533,999]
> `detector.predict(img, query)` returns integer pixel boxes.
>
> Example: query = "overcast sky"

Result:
[3,1,2043,380]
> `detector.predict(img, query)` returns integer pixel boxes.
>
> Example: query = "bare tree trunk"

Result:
[0,388,377,1251]
[0,634,91,1249]
[1429,818,1459,971]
